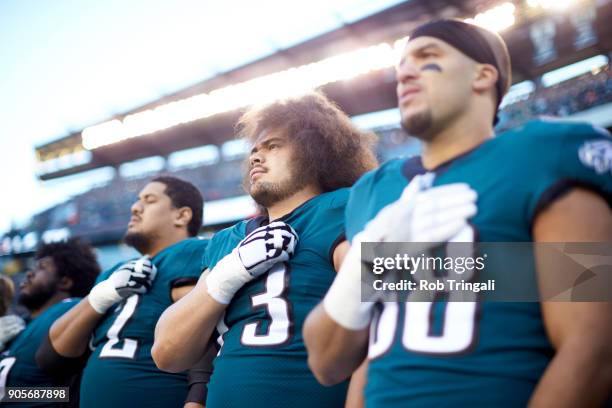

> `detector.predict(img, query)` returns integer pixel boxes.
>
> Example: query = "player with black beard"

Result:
[43,176,209,408]
[0,238,99,407]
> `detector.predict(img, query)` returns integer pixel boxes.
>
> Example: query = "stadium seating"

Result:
[497,68,611,131]
[12,67,612,245]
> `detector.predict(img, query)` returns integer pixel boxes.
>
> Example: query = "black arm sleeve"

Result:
[36,334,90,408]
[328,232,346,266]
[185,336,219,405]
[35,334,91,378]
[171,277,199,289]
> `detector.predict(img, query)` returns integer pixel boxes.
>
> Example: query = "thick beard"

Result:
[18,282,57,312]
[249,164,309,208]
[124,232,153,254]
[401,109,434,141]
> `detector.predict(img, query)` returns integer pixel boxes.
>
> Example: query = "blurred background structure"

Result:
[1,0,611,278]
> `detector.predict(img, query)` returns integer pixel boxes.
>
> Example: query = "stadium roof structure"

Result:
[35,0,612,180]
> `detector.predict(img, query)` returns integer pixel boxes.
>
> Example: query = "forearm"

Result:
[36,333,91,377]
[303,304,368,385]
[153,276,225,373]
[345,359,368,408]
[183,337,217,407]
[529,332,612,407]
[49,298,104,357]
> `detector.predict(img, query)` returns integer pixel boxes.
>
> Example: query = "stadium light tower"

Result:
[465,2,516,33]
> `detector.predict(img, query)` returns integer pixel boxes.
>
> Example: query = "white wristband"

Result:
[88,279,121,314]
[323,233,375,330]
[206,249,254,305]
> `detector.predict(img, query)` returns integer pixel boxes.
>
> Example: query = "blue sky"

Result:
[0,0,405,234]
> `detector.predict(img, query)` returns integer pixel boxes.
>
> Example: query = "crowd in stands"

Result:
[22,158,245,242]
[65,159,244,237]
[9,66,612,244]
[497,67,611,131]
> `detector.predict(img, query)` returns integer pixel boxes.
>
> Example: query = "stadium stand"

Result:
[4,65,611,252]
[29,158,246,241]
[497,66,611,131]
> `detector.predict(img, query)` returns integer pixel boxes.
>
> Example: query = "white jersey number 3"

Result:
[241,263,291,347]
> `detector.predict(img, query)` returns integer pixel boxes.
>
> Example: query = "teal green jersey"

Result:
[80,238,208,408]
[0,299,79,407]
[345,120,612,407]
[203,189,350,408]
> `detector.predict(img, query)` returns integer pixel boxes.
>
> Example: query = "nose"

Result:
[396,58,420,84]
[250,151,264,167]
[25,270,34,280]
[131,200,143,215]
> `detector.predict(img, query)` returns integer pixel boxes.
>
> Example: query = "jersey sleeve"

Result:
[318,189,349,265]
[528,122,612,221]
[201,248,209,273]
[344,168,382,242]
[202,231,221,272]
[202,231,226,272]
[171,239,209,284]
[560,124,612,202]
[47,298,81,320]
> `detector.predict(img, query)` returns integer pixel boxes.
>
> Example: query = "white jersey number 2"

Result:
[99,295,140,359]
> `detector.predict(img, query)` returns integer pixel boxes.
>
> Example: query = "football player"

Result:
[153,92,378,407]
[304,19,612,407]
[42,176,208,408]
[0,238,99,407]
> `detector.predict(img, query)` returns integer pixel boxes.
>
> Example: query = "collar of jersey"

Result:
[248,191,324,229]
[402,135,495,180]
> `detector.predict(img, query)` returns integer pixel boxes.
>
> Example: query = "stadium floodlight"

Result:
[81,42,397,150]
[465,2,516,33]
[393,36,410,63]
[82,119,126,149]
[541,54,608,87]
[36,149,92,175]
[82,8,523,152]
[526,0,576,11]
